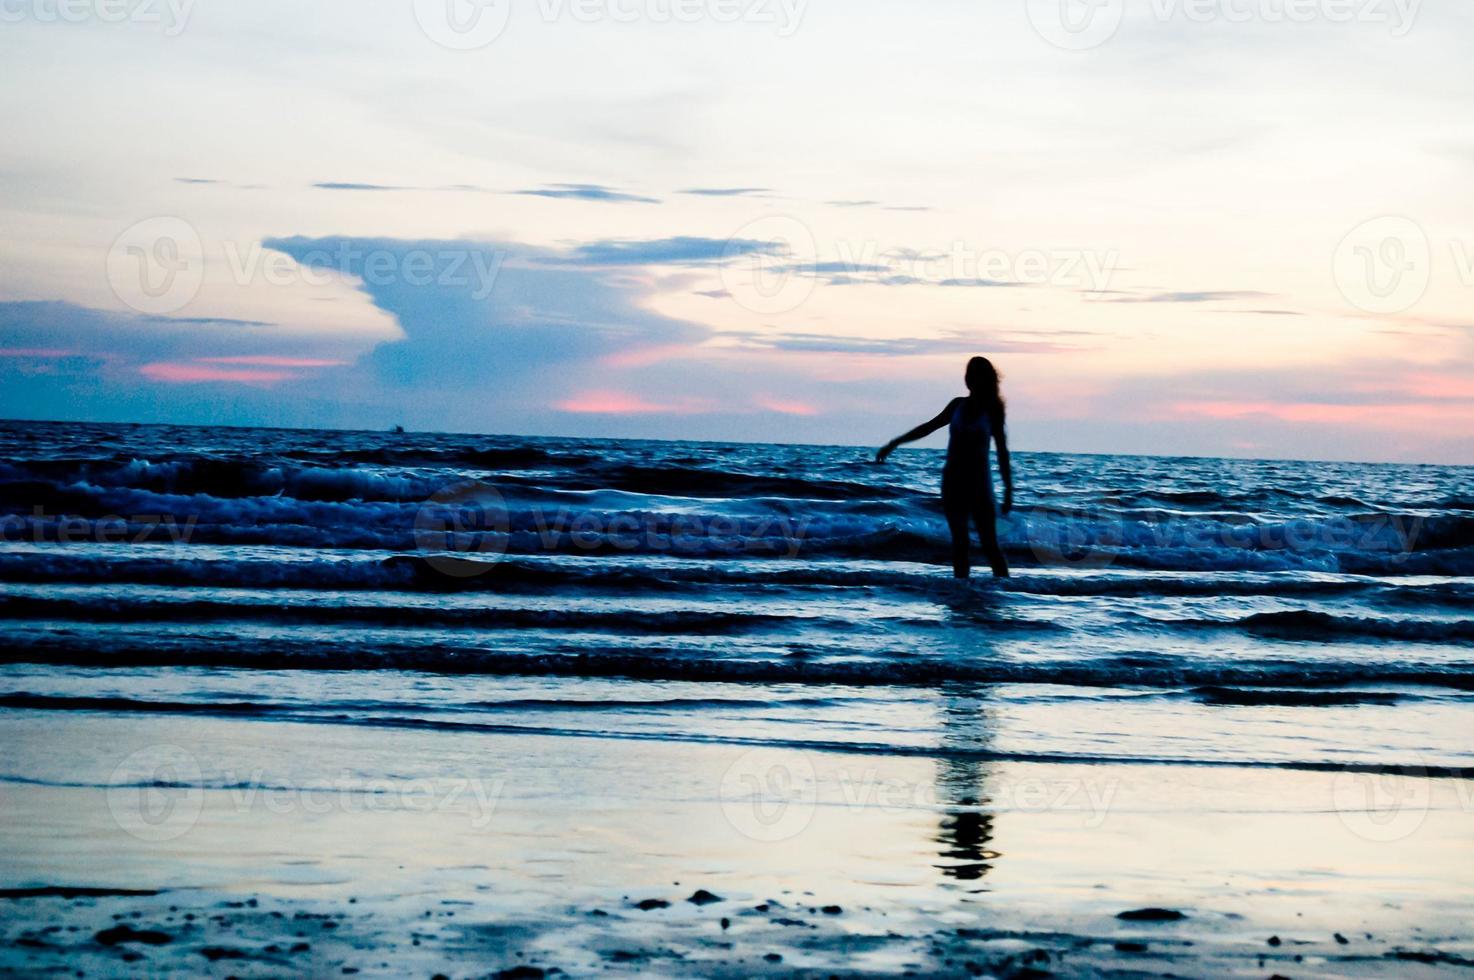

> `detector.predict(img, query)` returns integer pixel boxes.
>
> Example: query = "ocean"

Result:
[4,418,1474,974]
[2,418,1471,776]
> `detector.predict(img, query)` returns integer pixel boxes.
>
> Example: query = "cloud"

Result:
[514,183,660,204]
[679,187,771,197]
[826,199,932,212]
[139,362,301,384]
[555,390,712,414]
[813,272,1027,288]
[562,236,782,266]
[174,177,267,191]
[0,301,359,421]
[312,182,489,193]
[1109,290,1278,304]
[753,395,819,416]
[314,182,410,192]
[0,302,342,366]
[720,329,1086,356]
[263,236,712,389]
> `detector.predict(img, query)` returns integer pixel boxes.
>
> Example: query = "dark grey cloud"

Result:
[514,183,660,204]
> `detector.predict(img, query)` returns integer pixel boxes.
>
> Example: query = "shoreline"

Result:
[4,714,1471,976]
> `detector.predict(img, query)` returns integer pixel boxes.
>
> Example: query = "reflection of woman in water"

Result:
[876,356,1013,579]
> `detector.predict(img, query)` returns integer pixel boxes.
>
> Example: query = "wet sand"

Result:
[2,712,1472,977]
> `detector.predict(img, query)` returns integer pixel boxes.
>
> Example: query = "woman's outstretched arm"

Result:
[993,414,1014,515]
[876,399,959,463]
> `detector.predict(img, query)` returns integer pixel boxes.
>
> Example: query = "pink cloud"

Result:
[1402,372,1474,401]
[0,348,77,358]
[1170,399,1465,427]
[555,390,712,414]
[197,356,348,368]
[599,345,694,368]
[140,362,297,384]
[754,396,819,416]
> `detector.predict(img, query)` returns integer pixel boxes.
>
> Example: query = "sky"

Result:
[1,0,1471,463]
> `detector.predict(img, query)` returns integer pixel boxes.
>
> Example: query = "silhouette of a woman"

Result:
[876,356,1013,578]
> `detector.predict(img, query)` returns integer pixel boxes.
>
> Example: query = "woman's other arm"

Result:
[993,414,1014,515]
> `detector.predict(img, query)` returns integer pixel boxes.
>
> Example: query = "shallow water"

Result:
[1,419,1472,774]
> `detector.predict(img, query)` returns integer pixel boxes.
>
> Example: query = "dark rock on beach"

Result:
[1116,908,1186,922]
[93,924,172,946]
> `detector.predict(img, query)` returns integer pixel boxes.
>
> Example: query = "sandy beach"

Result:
[4,707,1472,977]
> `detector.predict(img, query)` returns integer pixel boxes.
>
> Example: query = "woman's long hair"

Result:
[964,356,1005,421]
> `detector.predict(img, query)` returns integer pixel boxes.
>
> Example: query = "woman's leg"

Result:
[972,492,1010,578]
[942,487,972,579]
